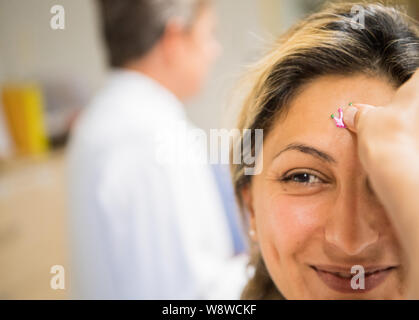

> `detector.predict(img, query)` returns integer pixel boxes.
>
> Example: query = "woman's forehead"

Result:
[271,75,395,140]
[260,75,396,164]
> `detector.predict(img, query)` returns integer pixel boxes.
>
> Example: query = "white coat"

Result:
[67,70,248,299]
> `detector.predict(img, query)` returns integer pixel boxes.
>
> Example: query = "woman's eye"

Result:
[281,172,323,185]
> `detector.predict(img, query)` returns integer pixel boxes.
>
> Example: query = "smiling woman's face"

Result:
[243,74,407,299]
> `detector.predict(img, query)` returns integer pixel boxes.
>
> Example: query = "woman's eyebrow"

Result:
[274,143,337,164]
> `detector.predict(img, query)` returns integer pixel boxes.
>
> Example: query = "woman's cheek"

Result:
[256,192,330,254]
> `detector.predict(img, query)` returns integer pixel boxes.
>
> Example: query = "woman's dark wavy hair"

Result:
[231,2,419,299]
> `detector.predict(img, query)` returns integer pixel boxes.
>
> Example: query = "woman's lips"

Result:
[311,265,396,294]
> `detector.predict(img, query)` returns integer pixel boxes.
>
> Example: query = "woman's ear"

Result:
[241,184,258,242]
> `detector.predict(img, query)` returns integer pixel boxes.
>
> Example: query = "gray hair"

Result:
[155,0,204,27]
[98,0,209,67]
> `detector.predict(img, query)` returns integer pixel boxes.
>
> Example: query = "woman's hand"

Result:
[343,71,419,298]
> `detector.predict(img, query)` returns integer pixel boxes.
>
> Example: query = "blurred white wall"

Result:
[0,0,107,93]
[186,0,268,131]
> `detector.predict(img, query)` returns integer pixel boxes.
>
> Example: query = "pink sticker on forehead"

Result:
[331,107,346,128]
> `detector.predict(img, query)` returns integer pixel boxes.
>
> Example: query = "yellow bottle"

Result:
[1,84,49,156]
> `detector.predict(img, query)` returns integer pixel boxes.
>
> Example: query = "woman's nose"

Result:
[324,189,380,256]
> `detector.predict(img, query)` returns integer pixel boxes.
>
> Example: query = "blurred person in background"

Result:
[68,0,248,299]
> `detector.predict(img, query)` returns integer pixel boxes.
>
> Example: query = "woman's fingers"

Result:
[339,73,419,298]
[343,103,376,132]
